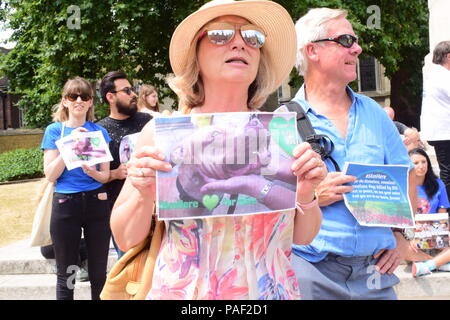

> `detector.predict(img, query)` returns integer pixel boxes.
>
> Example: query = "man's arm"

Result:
[108,163,128,182]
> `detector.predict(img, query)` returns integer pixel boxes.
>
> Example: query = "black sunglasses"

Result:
[66,93,92,102]
[111,87,136,95]
[311,34,358,48]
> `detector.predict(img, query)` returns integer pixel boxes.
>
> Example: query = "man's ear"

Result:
[304,43,320,63]
[106,92,115,105]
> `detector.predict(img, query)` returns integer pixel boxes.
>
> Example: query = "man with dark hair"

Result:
[421,41,450,201]
[97,71,151,258]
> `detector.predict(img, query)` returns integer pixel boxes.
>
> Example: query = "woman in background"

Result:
[137,84,160,116]
[407,148,450,277]
[41,76,111,300]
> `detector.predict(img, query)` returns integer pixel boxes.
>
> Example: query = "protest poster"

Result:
[119,132,139,164]
[343,162,415,228]
[55,130,113,170]
[414,213,449,249]
[154,112,298,220]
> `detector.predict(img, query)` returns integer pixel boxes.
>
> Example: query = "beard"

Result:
[117,99,138,117]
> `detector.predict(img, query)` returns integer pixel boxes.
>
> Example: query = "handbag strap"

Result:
[60,122,66,139]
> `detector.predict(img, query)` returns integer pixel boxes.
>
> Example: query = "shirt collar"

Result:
[294,84,356,114]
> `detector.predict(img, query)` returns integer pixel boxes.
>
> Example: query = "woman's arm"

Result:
[291,142,327,245]
[408,168,418,215]
[110,121,172,251]
[43,149,66,182]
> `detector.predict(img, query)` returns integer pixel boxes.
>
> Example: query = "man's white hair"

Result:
[295,8,348,76]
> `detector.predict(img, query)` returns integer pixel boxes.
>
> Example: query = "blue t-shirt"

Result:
[291,85,415,262]
[417,179,450,214]
[41,121,111,193]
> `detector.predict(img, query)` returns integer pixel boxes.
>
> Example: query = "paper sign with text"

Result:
[343,162,414,228]
[154,112,298,220]
[55,130,113,170]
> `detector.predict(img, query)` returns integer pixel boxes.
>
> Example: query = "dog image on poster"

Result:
[119,133,139,164]
[155,112,299,220]
[56,130,113,170]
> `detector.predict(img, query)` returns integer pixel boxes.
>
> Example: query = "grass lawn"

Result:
[0,179,43,247]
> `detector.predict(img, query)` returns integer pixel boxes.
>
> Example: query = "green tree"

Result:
[0,0,205,128]
[1,0,429,128]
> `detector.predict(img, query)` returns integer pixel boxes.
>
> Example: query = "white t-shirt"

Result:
[420,63,450,141]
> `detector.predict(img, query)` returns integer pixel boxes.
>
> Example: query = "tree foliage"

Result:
[0,0,205,128]
[0,0,428,128]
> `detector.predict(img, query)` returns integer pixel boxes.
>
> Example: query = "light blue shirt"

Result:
[291,85,414,262]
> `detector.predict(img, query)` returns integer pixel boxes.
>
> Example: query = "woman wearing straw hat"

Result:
[110,0,327,300]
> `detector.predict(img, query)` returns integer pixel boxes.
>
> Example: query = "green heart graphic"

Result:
[202,194,219,211]
[269,117,297,156]
[90,137,101,147]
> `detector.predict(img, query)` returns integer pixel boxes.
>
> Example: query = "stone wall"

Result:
[0,129,44,154]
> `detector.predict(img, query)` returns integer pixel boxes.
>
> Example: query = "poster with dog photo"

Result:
[55,130,113,170]
[119,132,139,164]
[154,112,299,220]
[414,213,449,249]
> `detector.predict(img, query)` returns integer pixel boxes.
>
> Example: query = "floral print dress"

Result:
[147,211,300,300]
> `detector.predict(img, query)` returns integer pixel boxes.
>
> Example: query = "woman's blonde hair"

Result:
[137,84,160,112]
[167,24,275,111]
[52,77,95,123]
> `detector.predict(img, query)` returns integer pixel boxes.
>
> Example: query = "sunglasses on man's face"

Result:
[199,22,266,49]
[111,87,137,96]
[311,34,358,48]
[66,93,92,102]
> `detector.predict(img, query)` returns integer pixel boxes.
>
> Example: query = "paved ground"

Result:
[1,237,450,300]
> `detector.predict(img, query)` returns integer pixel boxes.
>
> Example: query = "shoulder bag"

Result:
[100,217,164,300]
[29,122,66,247]
[29,178,54,247]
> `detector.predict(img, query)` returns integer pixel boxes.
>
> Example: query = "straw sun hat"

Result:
[169,0,297,93]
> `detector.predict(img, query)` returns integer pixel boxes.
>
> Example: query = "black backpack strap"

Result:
[283,101,341,172]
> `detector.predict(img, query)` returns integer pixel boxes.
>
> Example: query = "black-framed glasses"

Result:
[199,22,266,49]
[111,87,136,95]
[66,93,92,102]
[311,34,358,48]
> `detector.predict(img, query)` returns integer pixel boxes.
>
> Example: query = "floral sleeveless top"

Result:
[147,212,299,300]
[147,107,300,300]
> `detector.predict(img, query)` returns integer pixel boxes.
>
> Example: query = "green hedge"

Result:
[0,148,44,182]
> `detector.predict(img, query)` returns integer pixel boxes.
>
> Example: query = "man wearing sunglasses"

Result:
[288,8,417,300]
[97,71,151,258]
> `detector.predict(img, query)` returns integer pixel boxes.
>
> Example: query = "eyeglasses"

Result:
[66,93,92,102]
[199,22,266,49]
[111,87,136,95]
[311,34,358,48]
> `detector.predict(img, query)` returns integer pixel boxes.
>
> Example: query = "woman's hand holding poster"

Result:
[154,112,299,220]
